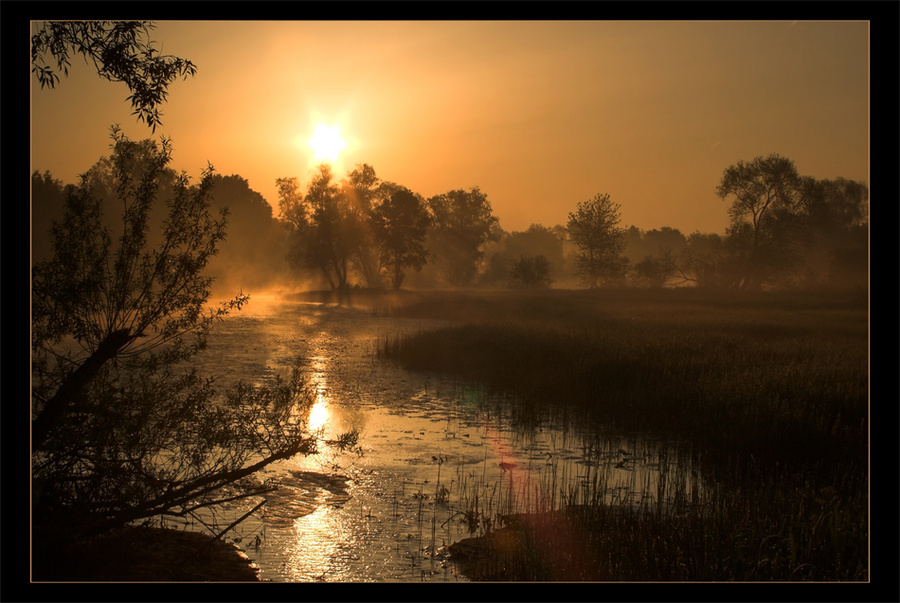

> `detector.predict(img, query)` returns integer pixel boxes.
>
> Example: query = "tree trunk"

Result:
[33,329,135,450]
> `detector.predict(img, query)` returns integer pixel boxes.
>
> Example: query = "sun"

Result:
[309,123,346,163]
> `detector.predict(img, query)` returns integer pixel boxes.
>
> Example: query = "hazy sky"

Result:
[30,20,869,235]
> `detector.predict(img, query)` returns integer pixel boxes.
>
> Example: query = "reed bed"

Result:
[377,287,869,581]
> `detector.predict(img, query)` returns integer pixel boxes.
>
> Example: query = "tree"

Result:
[32,171,72,263]
[632,252,679,288]
[278,164,361,290]
[32,21,196,132]
[276,176,309,232]
[677,232,751,289]
[275,175,318,288]
[306,164,348,289]
[716,154,802,288]
[796,177,868,287]
[484,224,565,287]
[427,187,500,286]
[371,187,431,290]
[32,129,318,536]
[566,193,628,288]
[623,227,686,288]
[342,164,384,288]
[204,174,292,294]
[509,255,554,289]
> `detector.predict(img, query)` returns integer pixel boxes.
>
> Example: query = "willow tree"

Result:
[32,129,318,536]
[32,21,196,132]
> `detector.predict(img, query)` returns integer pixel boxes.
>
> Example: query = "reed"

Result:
[379,287,869,580]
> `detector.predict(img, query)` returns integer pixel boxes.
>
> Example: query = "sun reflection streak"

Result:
[284,506,359,582]
[308,394,330,434]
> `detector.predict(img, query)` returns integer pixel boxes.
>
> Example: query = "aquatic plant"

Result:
[379,287,869,581]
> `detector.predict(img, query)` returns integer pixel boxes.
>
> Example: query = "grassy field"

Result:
[376,286,869,581]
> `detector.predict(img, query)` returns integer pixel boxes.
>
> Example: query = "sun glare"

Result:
[309,124,346,163]
[308,395,330,433]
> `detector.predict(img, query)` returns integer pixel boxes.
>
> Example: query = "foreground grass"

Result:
[378,287,869,581]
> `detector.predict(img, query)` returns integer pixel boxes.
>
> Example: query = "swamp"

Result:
[65,285,867,583]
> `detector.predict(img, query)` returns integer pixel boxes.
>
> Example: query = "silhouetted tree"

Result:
[32,21,196,132]
[509,255,554,289]
[276,176,309,231]
[277,164,362,290]
[342,164,383,288]
[205,174,291,293]
[623,226,687,287]
[716,154,802,288]
[795,177,868,287]
[427,187,500,286]
[32,171,72,263]
[678,232,744,288]
[484,224,565,287]
[644,227,687,258]
[32,129,318,537]
[632,251,679,288]
[566,193,628,288]
[372,187,431,290]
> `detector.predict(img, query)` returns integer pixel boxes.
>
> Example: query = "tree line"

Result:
[34,150,868,294]
[30,20,868,295]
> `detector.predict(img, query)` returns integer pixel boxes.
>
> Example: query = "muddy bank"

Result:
[32,525,260,582]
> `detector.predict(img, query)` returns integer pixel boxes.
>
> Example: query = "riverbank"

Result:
[32,525,260,582]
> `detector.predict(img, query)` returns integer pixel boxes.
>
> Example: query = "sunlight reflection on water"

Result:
[284,506,356,582]
[308,395,330,434]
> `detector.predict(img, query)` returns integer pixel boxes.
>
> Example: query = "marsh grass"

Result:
[378,287,868,580]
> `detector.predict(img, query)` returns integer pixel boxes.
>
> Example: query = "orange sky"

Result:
[30,20,869,235]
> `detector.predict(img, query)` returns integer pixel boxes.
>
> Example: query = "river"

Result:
[173,294,701,582]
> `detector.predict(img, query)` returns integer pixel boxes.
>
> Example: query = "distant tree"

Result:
[643,227,687,257]
[566,193,628,288]
[32,129,318,537]
[716,154,802,288]
[623,226,687,288]
[275,176,314,286]
[277,164,362,290]
[204,174,291,293]
[32,21,196,132]
[678,232,744,289]
[799,177,868,229]
[276,176,309,231]
[371,187,431,290]
[32,171,72,263]
[342,164,383,288]
[632,251,679,288]
[484,224,565,287]
[427,187,500,286]
[794,177,868,287]
[622,225,644,262]
[509,255,554,289]
[307,164,352,289]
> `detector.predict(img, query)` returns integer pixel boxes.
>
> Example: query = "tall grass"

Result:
[377,287,868,580]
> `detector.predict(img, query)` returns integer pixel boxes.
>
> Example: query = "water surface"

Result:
[176,295,703,582]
